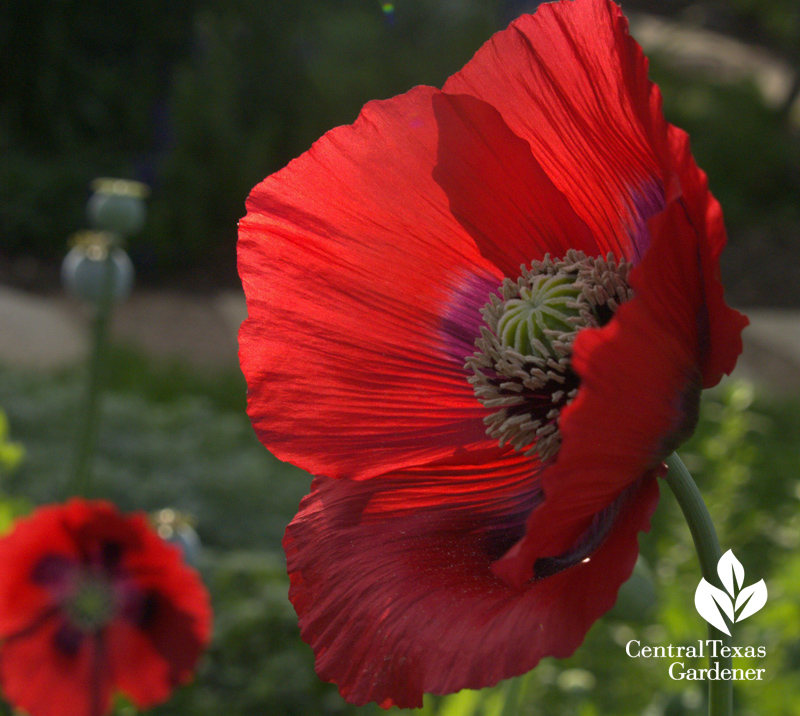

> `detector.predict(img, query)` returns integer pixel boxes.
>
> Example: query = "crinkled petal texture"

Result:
[239,83,603,481]
[239,0,746,708]
[0,500,212,716]
[286,466,659,708]
[443,0,671,260]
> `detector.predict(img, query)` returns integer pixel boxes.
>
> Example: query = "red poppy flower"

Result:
[0,499,212,716]
[238,0,747,708]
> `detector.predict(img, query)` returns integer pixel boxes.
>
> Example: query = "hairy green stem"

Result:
[665,452,733,716]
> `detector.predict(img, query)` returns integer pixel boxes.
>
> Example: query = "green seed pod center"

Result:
[467,251,634,462]
[496,274,582,358]
[66,574,116,631]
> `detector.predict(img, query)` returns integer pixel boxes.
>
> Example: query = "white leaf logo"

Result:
[695,579,735,635]
[694,550,767,635]
[717,550,745,595]
[736,580,768,622]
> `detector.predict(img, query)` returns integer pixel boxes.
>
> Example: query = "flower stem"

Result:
[664,452,732,716]
[69,252,116,496]
[499,672,530,716]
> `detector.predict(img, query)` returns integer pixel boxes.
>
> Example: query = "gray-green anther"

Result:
[496,275,582,358]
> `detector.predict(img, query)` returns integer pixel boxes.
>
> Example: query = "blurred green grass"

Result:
[1,348,799,715]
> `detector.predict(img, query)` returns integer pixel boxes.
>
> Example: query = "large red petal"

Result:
[664,126,748,387]
[444,0,670,259]
[106,514,211,702]
[0,504,80,637]
[241,84,593,480]
[105,620,172,709]
[116,514,212,639]
[239,86,499,481]
[0,615,113,716]
[492,181,744,586]
[285,464,658,708]
[431,92,598,276]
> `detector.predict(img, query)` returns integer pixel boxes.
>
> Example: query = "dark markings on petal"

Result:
[137,592,159,628]
[657,370,702,459]
[121,589,159,629]
[100,541,123,572]
[483,491,543,562]
[628,183,665,262]
[31,554,75,589]
[54,620,85,656]
[440,270,501,364]
[533,482,637,580]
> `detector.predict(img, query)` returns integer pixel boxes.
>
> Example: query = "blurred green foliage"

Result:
[0,410,24,477]
[1,347,799,714]
[726,0,800,61]
[0,354,299,550]
[4,1,799,295]
[0,409,29,536]
[650,65,800,247]
[2,0,497,280]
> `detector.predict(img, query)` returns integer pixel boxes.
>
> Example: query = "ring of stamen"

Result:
[467,250,633,462]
